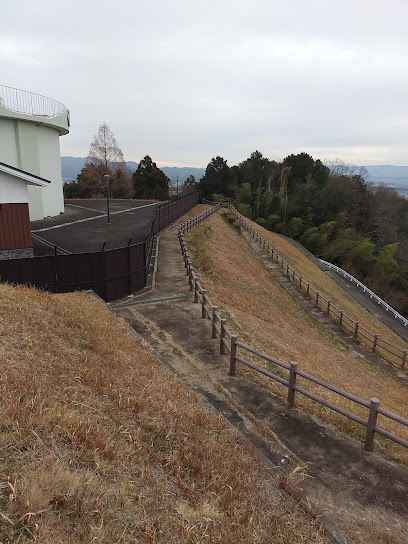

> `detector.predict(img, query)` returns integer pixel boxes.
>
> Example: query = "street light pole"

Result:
[104,174,111,224]
[176,176,179,198]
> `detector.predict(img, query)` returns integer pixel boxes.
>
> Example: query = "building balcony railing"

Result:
[0,84,66,118]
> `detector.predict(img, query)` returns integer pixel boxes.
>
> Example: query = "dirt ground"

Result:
[111,221,408,544]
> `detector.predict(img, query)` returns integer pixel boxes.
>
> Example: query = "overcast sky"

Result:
[2,0,407,167]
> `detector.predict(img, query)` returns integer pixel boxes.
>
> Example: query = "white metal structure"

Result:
[0,85,69,221]
[319,259,408,327]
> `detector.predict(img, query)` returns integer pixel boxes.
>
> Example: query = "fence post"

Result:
[189,267,194,290]
[364,398,380,451]
[101,241,107,301]
[212,306,219,338]
[402,350,407,370]
[340,310,343,326]
[201,289,207,318]
[127,238,132,295]
[287,361,298,407]
[306,284,310,297]
[54,245,60,293]
[316,292,319,306]
[194,277,200,303]
[372,334,378,352]
[299,277,302,289]
[230,335,238,376]
[354,321,359,339]
[327,300,331,316]
[220,318,227,354]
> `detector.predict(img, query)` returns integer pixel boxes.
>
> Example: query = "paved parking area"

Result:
[30,199,158,253]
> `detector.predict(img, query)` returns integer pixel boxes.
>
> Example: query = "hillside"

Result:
[185,211,408,465]
[0,284,328,543]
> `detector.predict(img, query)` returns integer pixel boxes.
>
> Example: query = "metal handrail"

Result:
[320,259,408,327]
[0,84,66,117]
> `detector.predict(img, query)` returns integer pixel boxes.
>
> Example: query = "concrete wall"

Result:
[0,104,69,220]
[0,171,29,203]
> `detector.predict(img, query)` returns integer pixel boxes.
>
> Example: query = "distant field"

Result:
[185,211,408,464]
[371,180,408,197]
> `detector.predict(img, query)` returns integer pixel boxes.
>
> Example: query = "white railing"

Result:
[0,85,66,117]
[319,259,408,327]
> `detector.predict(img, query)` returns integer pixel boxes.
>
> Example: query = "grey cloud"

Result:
[2,0,407,167]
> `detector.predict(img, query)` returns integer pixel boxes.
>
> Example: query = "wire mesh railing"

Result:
[0,84,66,117]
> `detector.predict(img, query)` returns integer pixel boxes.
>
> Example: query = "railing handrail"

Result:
[319,259,408,327]
[178,205,408,453]
[223,205,407,370]
[0,84,66,117]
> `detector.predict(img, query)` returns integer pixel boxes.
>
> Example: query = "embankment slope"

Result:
[185,211,408,465]
[0,283,328,543]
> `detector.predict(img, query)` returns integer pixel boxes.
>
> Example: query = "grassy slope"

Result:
[0,284,328,543]
[185,212,408,464]
[260,227,408,356]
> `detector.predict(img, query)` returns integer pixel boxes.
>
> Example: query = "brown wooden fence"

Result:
[178,205,408,453]
[0,193,200,302]
[226,205,408,371]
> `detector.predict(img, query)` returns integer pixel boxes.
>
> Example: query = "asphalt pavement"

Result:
[30,199,158,253]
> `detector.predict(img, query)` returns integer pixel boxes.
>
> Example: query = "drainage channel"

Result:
[110,294,193,309]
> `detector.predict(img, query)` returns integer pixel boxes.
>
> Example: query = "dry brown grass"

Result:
[254,222,408,356]
[185,212,408,464]
[0,283,328,543]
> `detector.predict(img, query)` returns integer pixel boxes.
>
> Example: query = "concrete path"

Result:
[112,223,408,544]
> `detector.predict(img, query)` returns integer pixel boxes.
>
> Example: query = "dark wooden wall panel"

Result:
[0,192,201,301]
[0,203,32,250]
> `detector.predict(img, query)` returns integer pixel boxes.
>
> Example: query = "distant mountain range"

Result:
[61,157,205,185]
[362,165,408,184]
[362,165,408,196]
[61,157,408,196]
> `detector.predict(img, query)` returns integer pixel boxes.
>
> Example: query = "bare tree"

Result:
[65,123,134,199]
[87,122,125,172]
[324,158,369,182]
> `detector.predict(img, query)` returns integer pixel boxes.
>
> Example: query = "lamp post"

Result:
[104,174,110,224]
[176,176,179,198]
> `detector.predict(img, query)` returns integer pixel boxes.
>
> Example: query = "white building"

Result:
[0,84,69,222]
[0,161,50,259]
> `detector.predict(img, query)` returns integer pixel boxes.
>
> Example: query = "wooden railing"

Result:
[178,205,408,453]
[225,205,408,371]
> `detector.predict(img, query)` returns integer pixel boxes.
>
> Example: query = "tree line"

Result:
[197,152,408,317]
[64,124,407,316]
[64,123,179,202]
